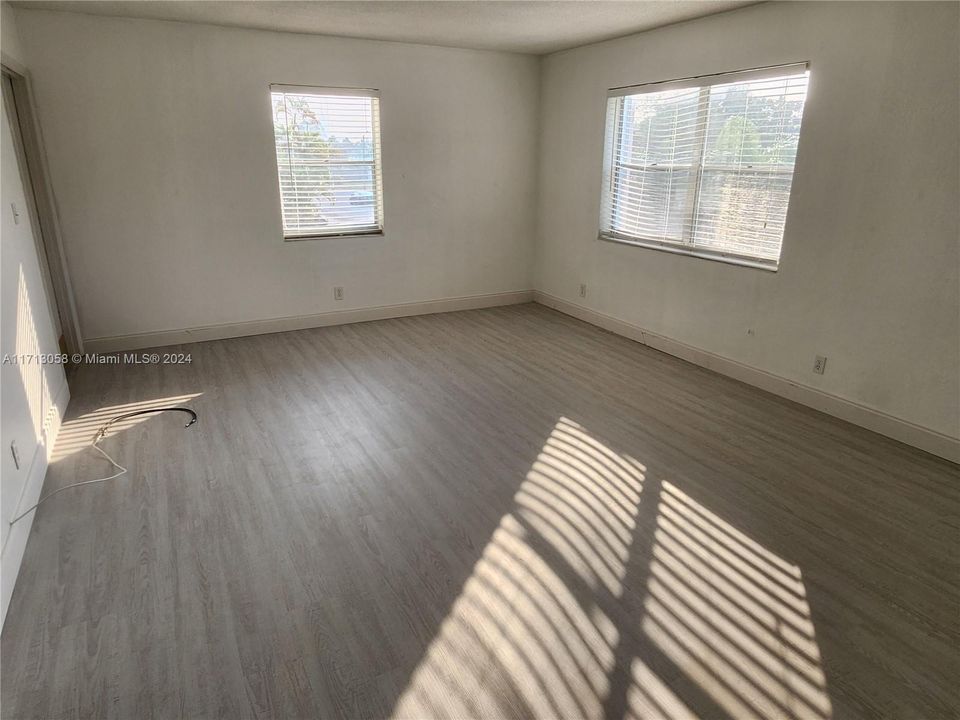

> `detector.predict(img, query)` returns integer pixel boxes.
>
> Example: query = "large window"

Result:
[599,64,809,269]
[270,85,384,239]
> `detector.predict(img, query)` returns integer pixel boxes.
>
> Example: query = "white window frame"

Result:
[270,84,385,241]
[599,63,809,271]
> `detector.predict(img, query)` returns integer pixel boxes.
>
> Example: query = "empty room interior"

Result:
[1,0,958,718]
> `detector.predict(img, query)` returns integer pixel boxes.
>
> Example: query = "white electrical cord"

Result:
[8,407,197,526]
[9,435,127,525]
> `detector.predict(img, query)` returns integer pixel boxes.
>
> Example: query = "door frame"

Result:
[2,53,83,356]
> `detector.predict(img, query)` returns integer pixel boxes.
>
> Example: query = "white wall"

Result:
[1,3,69,623]
[14,10,540,342]
[10,2,960,445]
[1,2,25,66]
[536,1,959,439]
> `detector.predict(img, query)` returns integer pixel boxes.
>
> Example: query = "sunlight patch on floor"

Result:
[638,481,832,720]
[51,394,203,461]
[391,417,832,720]
[392,417,645,719]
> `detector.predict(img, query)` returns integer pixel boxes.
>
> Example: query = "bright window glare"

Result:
[600,66,809,269]
[270,86,384,239]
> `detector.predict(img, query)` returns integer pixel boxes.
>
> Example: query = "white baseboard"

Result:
[83,290,535,353]
[1,377,70,628]
[534,291,959,464]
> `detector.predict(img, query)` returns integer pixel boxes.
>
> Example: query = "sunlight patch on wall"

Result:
[15,265,52,445]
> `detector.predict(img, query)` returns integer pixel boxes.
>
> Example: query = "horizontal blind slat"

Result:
[599,68,808,266]
[272,88,384,237]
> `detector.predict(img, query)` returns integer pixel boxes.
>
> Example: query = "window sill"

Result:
[598,232,779,272]
[284,228,384,242]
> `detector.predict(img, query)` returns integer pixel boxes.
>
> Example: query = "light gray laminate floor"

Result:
[2,303,958,719]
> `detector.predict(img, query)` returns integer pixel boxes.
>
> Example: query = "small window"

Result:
[599,64,809,269]
[270,85,384,239]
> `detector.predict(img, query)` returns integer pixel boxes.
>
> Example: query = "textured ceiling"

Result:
[12,1,758,54]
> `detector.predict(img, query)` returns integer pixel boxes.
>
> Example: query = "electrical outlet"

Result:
[579,283,587,298]
[334,286,344,301]
[813,355,827,375]
[10,440,20,470]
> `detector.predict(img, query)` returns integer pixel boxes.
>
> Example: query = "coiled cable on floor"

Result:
[8,407,198,526]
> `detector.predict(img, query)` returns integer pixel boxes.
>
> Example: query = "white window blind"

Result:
[600,64,809,269]
[270,85,384,239]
